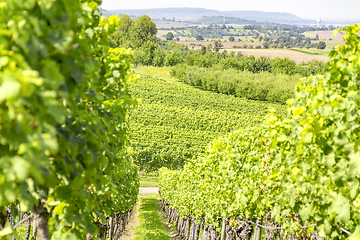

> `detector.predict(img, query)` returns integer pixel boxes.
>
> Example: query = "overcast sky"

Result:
[100,0,360,20]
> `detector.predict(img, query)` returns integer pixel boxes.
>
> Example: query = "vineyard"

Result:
[2,0,360,239]
[158,24,360,239]
[127,74,286,171]
[0,0,139,239]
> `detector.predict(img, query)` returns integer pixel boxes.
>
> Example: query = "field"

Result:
[303,30,345,40]
[224,48,329,63]
[178,39,260,48]
[154,20,195,29]
[289,47,331,55]
[321,39,344,49]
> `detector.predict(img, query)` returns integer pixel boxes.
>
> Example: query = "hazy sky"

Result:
[100,0,360,20]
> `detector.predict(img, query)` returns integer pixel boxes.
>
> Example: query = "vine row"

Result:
[0,0,139,239]
[159,24,360,239]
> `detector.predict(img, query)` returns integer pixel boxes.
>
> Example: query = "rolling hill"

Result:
[104,7,314,24]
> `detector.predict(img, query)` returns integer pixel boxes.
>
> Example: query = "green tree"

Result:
[134,41,161,66]
[110,14,134,48]
[130,15,157,48]
[166,32,174,41]
[271,57,297,75]
[263,36,270,41]
[229,36,235,42]
[153,48,166,67]
[262,41,270,49]
[196,35,204,41]
[315,33,319,40]
[213,41,223,52]
[317,41,326,49]
[201,45,206,55]
[164,50,184,66]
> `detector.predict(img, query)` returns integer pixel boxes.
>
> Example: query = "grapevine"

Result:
[0,0,139,238]
[159,24,360,239]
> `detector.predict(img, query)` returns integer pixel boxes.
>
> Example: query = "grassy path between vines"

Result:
[135,66,177,84]
[123,193,176,240]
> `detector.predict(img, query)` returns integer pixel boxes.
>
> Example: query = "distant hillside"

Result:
[98,7,115,17]
[105,7,314,24]
[223,11,313,24]
[189,16,256,25]
[109,8,221,21]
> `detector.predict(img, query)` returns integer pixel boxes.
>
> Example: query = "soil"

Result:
[304,30,345,40]
[139,187,159,194]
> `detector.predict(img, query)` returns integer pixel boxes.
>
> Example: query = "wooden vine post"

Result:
[109,216,114,240]
[220,217,226,240]
[253,217,262,240]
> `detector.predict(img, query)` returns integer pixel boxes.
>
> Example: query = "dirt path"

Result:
[139,187,159,194]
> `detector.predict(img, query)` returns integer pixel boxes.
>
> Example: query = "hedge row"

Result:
[185,52,328,77]
[170,64,300,104]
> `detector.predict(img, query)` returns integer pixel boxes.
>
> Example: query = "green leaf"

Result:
[348,152,360,179]
[0,80,21,102]
[41,60,64,87]
[338,201,350,224]
[299,206,310,222]
[277,134,287,142]
[330,195,350,224]
[0,221,13,237]
[44,99,67,124]
[302,132,313,143]
[53,202,67,215]
[324,153,335,168]
[71,69,84,84]
[12,156,30,181]
[324,219,331,235]
[85,28,94,38]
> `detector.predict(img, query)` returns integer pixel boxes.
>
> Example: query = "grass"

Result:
[140,176,159,187]
[289,48,331,56]
[324,40,344,49]
[134,194,171,240]
[135,66,178,83]
[302,32,315,38]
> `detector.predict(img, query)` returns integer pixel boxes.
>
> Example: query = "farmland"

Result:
[303,30,345,40]
[226,48,329,63]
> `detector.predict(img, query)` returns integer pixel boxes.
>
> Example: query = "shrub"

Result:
[164,50,183,66]
[317,41,326,49]
[270,57,297,75]
[171,65,299,103]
